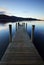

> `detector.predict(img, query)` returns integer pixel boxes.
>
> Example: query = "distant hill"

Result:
[0,14,41,23]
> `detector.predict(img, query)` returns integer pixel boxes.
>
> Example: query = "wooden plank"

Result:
[0,25,44,65]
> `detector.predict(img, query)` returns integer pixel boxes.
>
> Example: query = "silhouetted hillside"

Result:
[0,15,41,23]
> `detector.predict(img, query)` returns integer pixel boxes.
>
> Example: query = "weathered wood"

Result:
[26,23,27,30]
[31,25,35,43]
[0,25,44,65]
[9,25,12,43]
[16,23,17,31]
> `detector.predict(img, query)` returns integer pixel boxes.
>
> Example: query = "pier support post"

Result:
[31,25,35,43]
[16,23,17,31]
[18,22,19,29]
[26,23,27,30]
[9,25,12,43]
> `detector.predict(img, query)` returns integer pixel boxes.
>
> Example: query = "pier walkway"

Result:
[0,24,44,65]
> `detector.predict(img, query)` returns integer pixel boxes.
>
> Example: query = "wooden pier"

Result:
[0,23,44,65]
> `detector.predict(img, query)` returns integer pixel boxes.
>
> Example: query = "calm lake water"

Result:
[0,21,44,60]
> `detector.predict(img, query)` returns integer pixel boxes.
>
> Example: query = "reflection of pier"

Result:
[0,23,44,65]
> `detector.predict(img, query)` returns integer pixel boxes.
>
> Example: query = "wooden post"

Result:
[26,23,27,30]
[16,23,17,31]
[9,25,12,43]
[31,25,35,43]
[18,22,19,29]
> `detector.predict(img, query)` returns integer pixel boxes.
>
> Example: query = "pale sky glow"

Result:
[0,0,44,19]
[0,26,8,31]
[0,21,44,31]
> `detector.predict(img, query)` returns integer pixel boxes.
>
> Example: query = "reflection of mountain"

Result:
[0,15,41,23]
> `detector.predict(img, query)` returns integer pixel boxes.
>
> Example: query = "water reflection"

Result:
[0,21,44,60]
[0,23,16,60]
[27,21,44,60]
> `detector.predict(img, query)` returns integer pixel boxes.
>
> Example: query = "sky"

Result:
[0,0,44,19]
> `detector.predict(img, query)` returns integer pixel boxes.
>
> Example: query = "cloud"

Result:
[0,7,6,11]
[0,7,7,14]
[0,7,13,16]
[0,11,5,14]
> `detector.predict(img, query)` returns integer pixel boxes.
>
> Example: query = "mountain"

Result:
[0,14,41,23]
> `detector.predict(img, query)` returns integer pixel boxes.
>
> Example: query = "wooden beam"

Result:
[16,23,17,31]
[26,23,27,30]
[31,25,35,43]
[9,25,12,43]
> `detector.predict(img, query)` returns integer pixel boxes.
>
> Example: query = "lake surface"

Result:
[0,21,44,60]
[0,23,16,60]
[27,21,44,60]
